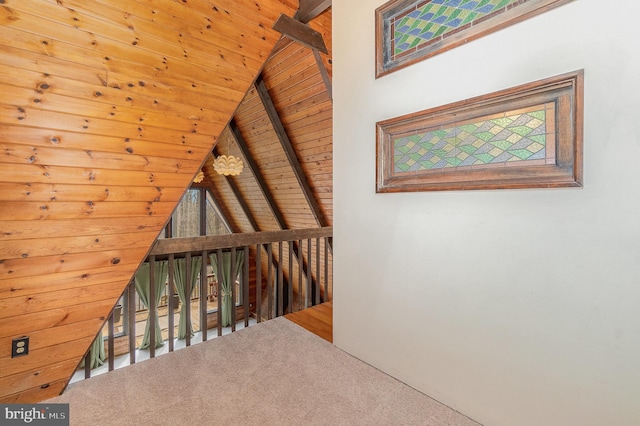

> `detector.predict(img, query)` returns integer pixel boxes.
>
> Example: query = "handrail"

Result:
[150,227,333,255]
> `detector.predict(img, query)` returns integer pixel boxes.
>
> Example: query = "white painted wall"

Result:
[333,1,640,425]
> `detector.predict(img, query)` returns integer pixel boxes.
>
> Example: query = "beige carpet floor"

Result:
[47,317,481,425]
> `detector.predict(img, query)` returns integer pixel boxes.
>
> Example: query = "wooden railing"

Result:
[78,227,333,380]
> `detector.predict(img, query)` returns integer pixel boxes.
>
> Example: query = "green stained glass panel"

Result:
[391,0,530,59]
[510,149,534,160]
[393,105,550,173]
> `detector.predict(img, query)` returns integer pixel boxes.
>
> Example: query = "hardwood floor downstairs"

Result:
[284,301,333,343]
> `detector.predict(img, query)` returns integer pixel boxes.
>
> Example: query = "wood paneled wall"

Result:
[0,0,295,402]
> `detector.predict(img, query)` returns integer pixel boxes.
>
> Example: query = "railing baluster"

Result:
[108,310,115,371]
[306,238,312,309]
[128,280,136,365]
[288,241,293,314]
[149,256,156,359]
[200,250,208,342]
[243,246,250,327]
[324,237,329,302]
[168,254,175,352]
[267,243,273,320]
[277,241,283,317]
[256,244,261,323]
[84,352,91,379]
[185,252,192,347]
[216,248,223,337]
[231,247,237,332]
[298,239,303,312]
[315,238,321,304]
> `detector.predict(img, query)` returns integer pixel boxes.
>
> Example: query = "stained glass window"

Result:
[393,103,556,174]
[376,0,574,77]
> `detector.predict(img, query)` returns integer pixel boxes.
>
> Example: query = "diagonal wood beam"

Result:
[212,159,293,305]
[313,49,332,101]
[255,76,328,228]
[272,14,327,54]
[294,0,331,23]
[230,117,319,300]
[224,176,259,232]
[228,120,288,230]
[227,123,302,311]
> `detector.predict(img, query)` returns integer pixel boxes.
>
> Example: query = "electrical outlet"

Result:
[11,336,29,358]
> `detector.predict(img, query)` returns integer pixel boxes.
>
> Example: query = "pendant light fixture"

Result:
[192,170,205,183]
[213,137,243,176]
[213,154,244,176]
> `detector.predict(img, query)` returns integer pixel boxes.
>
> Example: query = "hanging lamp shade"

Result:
[192,170,205,183]
[213,155,244,176]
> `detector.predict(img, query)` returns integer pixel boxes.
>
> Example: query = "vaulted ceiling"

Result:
[0,0,332,403]
[203,8,332,233]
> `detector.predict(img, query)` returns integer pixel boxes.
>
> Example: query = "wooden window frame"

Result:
[376,70,583,192]
[375,0,575,78]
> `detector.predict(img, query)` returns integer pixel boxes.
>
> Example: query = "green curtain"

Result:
[174,256,202,339]
[209,251,244,327]
[81,330,106,369]
[134,261,169,349]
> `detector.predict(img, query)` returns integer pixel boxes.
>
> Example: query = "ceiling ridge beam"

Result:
[272,14,327,54]
[294,0,331,24]
[254,76,327,228]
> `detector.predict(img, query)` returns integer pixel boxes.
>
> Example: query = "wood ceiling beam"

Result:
[313,49,332,101]
[272,14,327,54]
[255,76,328,228]
[224,177,259,232]
[228,120,288,230]
[227,123,303,310]
[295,0,332,24]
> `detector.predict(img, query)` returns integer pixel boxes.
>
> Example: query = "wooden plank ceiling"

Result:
[0,0,332,403]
